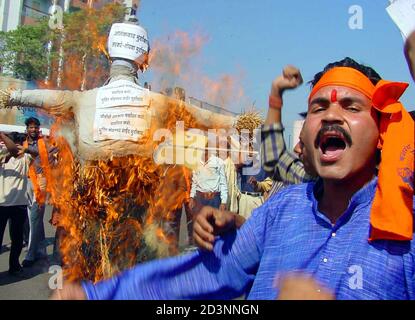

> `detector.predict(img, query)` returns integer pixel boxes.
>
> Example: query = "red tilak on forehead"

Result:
[330,89,337,103]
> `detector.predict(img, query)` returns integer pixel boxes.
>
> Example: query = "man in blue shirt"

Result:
[52,58,414,300]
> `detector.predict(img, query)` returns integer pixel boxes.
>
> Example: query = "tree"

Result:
[0,19,53,81]
[57,3,126,90]
[0,3,126,88]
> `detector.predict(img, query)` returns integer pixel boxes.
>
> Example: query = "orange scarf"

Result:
[309,67,414,241]
[24,137,52,205]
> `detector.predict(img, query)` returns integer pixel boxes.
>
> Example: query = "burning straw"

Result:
[47,102,202,283]
[0,89,11,109]
[234,110,264,133]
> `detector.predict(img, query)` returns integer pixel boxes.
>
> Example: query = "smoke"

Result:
[147,30,249,111]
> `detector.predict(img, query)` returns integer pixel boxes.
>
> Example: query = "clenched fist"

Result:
[193,206,244,251]
[270,65,303,98]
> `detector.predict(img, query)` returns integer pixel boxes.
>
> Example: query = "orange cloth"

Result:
[309,67,414,241]
[24,137,52,205]
[309,67,375,101]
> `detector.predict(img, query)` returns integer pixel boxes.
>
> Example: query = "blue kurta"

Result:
[83,178,415,300]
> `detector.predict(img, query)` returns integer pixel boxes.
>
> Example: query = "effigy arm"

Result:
[1,88,77,117]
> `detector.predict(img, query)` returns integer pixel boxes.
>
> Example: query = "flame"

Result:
[28,5,240,283]
[147,30,249,111]
[148,30,209,91]
[201,72,246,110]
[38,4,125,91]
[42,99,200,282]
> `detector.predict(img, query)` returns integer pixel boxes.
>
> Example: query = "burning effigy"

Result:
[0,15,238,282]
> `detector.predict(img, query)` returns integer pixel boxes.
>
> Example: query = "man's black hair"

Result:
[24,117,40,127]
[15,133,26,145]
[7,132,25,145]
[409,110,415,121]
[309,57,382,87]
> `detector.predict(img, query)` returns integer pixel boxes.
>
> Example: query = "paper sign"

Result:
[93,80,151,142]
[108,23,149,61]
[96,79,149,108]
[386,0,415,40]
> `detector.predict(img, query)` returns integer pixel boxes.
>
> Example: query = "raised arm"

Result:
[265,65,303,126]
[0,132,18,157]
[261,66,312,184]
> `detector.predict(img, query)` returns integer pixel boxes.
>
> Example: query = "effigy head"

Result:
[107,20,150,72]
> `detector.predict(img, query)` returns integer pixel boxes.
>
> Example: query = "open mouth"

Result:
[319,132,347,162]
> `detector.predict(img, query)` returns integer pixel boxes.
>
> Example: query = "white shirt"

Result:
[190,155,228,204]
[0,152,33,206]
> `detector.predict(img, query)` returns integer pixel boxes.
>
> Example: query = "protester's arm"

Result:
[261,124,311,184]
[0,146,8,162]
[255,177,273,193]
[0,132,18,157]
[7,89,77,117]
[52,211,247,300]
[265,65,303,126]
[17,145,38,158]
[52,198,282,300]
[261,66,311,184]
[68,202,274,300]
[193,207,246,250]
[404,31,415,81]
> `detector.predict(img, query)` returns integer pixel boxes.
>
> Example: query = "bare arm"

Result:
[17,145,38,158]
[0,132,18,157]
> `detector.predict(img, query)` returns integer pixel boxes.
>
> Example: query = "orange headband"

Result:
[308,66,414,242]
[309,67,376,102]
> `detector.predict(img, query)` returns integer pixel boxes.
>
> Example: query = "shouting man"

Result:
[53,58,414,300]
